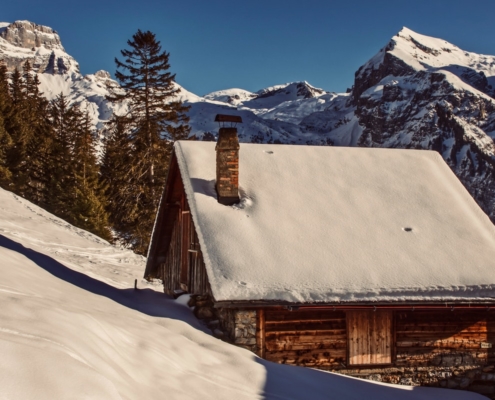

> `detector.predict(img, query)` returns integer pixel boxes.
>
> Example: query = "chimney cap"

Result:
[215,114,243,124]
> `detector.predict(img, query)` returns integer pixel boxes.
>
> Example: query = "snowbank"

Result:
[0,187,487,399]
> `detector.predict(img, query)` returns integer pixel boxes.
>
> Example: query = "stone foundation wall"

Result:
[217,308,257,352]
[188,296,258,352]
[329,364,495,399]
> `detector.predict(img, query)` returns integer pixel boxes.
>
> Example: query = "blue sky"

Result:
[3,0,495,95]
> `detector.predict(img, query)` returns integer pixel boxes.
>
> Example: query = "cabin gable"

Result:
[145,153,211,297]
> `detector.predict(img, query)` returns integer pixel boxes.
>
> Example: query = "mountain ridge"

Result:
[1,20,495,221]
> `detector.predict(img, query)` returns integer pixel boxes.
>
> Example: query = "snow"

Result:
[204,88,256,105]
[360,26,495,86]
[175,141,495,303]
[0,19,358,146]
[0,22,9,34]
[0,190,484,399]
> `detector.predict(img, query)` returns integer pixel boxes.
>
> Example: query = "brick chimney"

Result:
[215,114,242,205]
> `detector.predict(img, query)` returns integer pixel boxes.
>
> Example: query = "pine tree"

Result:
[0,62,12,186]
[105,29,190,253]
[46,93,77,217]
[4,62,53,202]
[101,115,135,239]
[22,62,54,205]
[6,67,30,192]
[70,111,112,240]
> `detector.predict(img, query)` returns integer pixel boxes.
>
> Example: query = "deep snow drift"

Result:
[0,187,488,399]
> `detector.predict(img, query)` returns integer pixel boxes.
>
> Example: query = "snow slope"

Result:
[0,187,486,399]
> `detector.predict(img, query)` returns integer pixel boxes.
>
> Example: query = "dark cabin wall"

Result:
[255,308,495,398]
[157,156,211,297]
[263,308,347,368]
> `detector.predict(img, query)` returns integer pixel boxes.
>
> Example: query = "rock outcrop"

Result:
[0,20,78,74]
[349,27,495,221]
[1,20,63,50]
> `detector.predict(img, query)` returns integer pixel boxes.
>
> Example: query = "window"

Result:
[347,310,392,365]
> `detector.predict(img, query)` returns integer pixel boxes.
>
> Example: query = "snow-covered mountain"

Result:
[350,27,495,222]
[0,21,123,130]
[2,21,495,221]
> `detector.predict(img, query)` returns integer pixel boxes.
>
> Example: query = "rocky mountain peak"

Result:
[0,20,78,75]
[257,81,326,100]
[352,27,495,102]
[0,21,64,51]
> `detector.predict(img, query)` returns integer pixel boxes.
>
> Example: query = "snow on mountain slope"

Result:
[2,20,495,220]
[0,21,124,130]
[204,88,257,105]
[0,20,347,145]
[244,81,327,110]
[349,27,495,222]
[354,27,495,99]
[0,187,486,400]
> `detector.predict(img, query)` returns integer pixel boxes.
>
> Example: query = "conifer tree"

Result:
[46,93,78,217]
[70,111,112,240]
[4,62,53,202]
[21,62,54,205]
[101,115,135,239]
[6,67,30,191]
[0,63,12,186]
[105,29,190,253]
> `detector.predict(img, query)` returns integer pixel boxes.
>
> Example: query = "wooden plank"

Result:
[180,207,189,286]
[266,321,346,332]
[266,332,347,340]
[257,309,266,358]
[396,341,489,350]
[266,339,346,352]
[265,310,346,322]
[265,348,346,366]
[266,317,346,324]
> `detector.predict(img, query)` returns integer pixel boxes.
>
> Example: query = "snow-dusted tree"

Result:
[105,29,190,253]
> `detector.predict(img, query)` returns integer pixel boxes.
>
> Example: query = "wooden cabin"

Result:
[145,119,495,397]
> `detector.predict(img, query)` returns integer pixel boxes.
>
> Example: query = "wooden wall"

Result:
[395,310,494,368]
[159,162,211,297]
[263,308,347,368]
[258,309,495,369]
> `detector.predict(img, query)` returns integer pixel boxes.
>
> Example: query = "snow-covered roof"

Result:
[174,141,495,303]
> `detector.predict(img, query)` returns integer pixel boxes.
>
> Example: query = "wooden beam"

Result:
[257,309,266,358]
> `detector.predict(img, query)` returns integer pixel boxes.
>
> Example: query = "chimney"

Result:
[215,114,242,205]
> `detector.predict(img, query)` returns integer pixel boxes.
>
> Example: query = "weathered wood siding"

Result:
[347,310,392,365]
[395,311,494,368]
[263,308,347,368]
[188,219,210,295]
[333,310,495,398]
[159,164,211,297]
[161,209,181,295]
[255,308,495,397]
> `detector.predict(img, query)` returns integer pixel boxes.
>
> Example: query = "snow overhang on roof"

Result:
[173,141,495,304]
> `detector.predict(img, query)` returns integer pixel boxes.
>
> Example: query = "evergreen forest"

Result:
[0,30,190,255]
